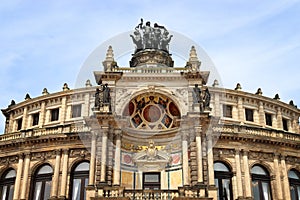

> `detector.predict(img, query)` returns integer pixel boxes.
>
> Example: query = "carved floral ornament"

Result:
[122,93,180,130]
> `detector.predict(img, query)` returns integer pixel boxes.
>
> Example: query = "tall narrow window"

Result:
[245,108,254,122]
[72,104,82,118]
[50,108,59,121]
[251,165,272,200]
[214,162,233,200]
[17,118,22,130]
[70,161,89,200]
[288,169,300,200]
[30,164,53,200]
[0,169,16,200]
[223,105,232,118]
[265,113,272,126]
[143,172,161,190]
[282,118,288,131]
[32,113,39,126]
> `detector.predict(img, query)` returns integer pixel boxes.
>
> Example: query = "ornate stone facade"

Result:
[0,22,300,200]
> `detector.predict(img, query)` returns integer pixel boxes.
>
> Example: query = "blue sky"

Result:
[1,0,300,133]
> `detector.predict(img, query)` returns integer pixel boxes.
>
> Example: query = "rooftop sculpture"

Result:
[130,18,173,53]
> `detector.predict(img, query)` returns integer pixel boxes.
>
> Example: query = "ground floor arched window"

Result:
[69,161,90,200]
[0,169,16,200]
[214,161,233,200]
[30,164,53,200]
[251,165,272,200]
[288,169,300,200]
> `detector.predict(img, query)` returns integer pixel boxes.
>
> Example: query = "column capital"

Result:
[235,148,242,155]
[181,129,189,141]
[62,148,69,155]
[114,129,122,138]
[195,126,202,137]
[279,154,286,161]
[24,152,31,158]
[54,149,62,156]
[242,149,249,156]
[18,153,25,160]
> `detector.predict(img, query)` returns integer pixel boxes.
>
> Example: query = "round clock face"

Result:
[123,93,180,130]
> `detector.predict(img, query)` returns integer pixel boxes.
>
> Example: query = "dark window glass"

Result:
[265,113,272,126]
[32,113,39,126]
[51,108,59,121]
[282,118,288,131]
[70,161,89,200]
[72,105,82,118]
[17,118,22,130]
[214,162,233,200]
[223,105,232,118]
[251,165,272,200]
[143,172,161,190]
[0,169,16,200]
[30,165,53,200]
[245,109,254,122]
[289,169,300,200]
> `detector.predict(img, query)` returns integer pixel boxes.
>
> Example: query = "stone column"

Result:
[100,127,108,182]
[277,107,283,130]
[235,149,243,198]
[89,132,97,186]
[60,96,67,124]
[274,154,283,199]
[51,149,61,198]
[242,150,252,198]
[237,97,244,123]
[21,106,28,130]
[113,129,122,186]
[13,154,24,200]
[83,92,91,116]
[182,129,190,186]
[39,101,46,128]
[195,126,203,183]
[20,152,31,199]
[207,131,214,186]
[258,102,265,126]
[60,149,69,198]
[280,156,291,200]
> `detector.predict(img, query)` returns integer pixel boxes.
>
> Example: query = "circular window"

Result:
[123,94,180,130]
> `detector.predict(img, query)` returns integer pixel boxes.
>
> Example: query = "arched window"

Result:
[214,162,233,200]
[0,169,16,200]
[30,164,53,200]
[251,165,272,200]
[70,161,90,200]
[288,169,300,200]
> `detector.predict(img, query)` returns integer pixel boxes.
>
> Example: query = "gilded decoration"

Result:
[123,94,180,130]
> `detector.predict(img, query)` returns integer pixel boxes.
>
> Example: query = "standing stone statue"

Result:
[193,84,204,112]
[130,30,143,53]
[94,88,102,108]
[103,83,111,104]
[161,31,173,52]
[203,88,211,109]
[142,21,153,49]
